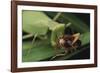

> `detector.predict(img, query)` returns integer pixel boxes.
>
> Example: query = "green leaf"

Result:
[22,32,90,61]
[22,39,55,62]
[80,32,90,45]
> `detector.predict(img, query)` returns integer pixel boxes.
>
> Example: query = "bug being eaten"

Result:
[51,33,82,59]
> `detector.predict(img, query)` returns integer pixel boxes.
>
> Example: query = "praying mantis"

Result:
[22,11,81,57]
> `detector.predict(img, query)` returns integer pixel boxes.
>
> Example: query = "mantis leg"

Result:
[32,34,38,45]
[22,34,33,40]
[72,33,80,45]
[26,34,37,56]
[50,53,66,60]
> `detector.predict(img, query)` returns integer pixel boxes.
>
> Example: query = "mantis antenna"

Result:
[53,12,62,21]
